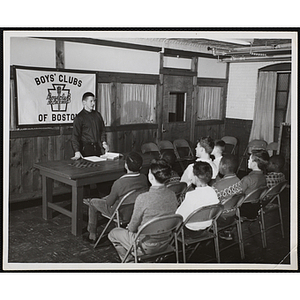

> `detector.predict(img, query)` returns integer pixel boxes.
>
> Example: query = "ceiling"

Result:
[36,34,293,63]
[159,38,292,62]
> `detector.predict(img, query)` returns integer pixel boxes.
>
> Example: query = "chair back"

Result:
[184,203,224,226]
[158,140,174,151]
[118,188,148,223]
[221,136,238,154]
[247,139,267,153]
[166,181,187,203]
[141,142,161,159]
[260,181,288,208]
[173,139,194,159]
[137,214,183,236]
[243,186,268,204]
[222,193,245,211]
[266,142,279,151]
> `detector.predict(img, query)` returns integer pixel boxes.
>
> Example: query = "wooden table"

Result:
[34,155,152,236]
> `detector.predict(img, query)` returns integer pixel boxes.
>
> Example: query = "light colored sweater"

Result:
[128,185,178,233]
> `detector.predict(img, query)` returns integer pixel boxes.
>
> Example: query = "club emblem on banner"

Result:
[46,84,71,112]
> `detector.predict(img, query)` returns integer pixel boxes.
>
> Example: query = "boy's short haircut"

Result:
[251,149,270,173]
[82,92,95,101]
[126,152,143,172]
[269,154,285,171]
[193,161,212,184]
[161,150,177,167]
[150,159,172,184]
[215,140,226,152]
[198,136,215,154]
[220,154,239,174]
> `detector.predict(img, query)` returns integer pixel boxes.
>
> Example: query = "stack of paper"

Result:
[83,156,107,162]
[100,152,121,160]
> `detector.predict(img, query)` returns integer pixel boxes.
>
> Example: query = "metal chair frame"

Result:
[173,139,195,161]
[217,193,246,260]
[240,186,269,249]
[177,203,224,263]
[221,136,238,155]
[258,181,288,248]
[94,190,138,248]
[122,214,183,263]
[141,142,161,158]
[166,181,188,205]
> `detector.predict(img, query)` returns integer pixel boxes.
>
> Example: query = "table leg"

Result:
[71,185,84,236]
[42,175,53,220]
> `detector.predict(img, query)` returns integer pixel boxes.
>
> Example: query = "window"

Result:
[120,84,157,125]
[274,73,290,141]
[197,86,222,120]
[168,92,186,122]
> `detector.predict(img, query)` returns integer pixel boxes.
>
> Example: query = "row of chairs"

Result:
[141,136,239,161]
[237,139,280,173]
[141,139,195,162]
[94,179,287,263]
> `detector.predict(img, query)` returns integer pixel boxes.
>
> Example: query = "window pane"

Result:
[197,86,222,120]
[277,73,290,91]
[168,92,186,122]
[276,92,288,109]
[274,110,286,127]
[120,84,157,124]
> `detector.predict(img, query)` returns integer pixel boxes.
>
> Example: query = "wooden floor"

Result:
[6,184,292,269]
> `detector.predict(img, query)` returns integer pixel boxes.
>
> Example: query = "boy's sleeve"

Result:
[180,164,193,184]
[105,179,121,207]
[240,175,250,193]
[127,195,144,233]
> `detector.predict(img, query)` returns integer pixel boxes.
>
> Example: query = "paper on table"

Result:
[100,152,121,160]
[83,156,107,162]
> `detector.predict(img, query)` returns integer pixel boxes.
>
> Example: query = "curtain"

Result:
[285,81,291,124]
[197,86,222,120]
[120,84,156,124]
[249,71,277,144]
[97,83,112,126]
[10,79,15,129]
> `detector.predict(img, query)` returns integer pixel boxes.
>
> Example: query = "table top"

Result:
[34,154,153,180]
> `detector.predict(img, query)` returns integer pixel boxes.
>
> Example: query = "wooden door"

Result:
[161,74,195,143]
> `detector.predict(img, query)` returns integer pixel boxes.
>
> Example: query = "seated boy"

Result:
[211,139,226,174]
[86,152,149,242]
[265,155,286,189]
[176,161,219,238]
[108,159,178,262]
[212,154,243,240]
[181,136,218,186]
[213,154,243,204]
[240,149,270,219]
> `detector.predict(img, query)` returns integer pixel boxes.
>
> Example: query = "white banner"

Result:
[15,68,96,125]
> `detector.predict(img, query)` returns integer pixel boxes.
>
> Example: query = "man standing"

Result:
[71,92,108,160]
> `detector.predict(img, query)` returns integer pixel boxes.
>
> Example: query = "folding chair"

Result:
[141,142,161,159]
[217,193,246,259]
[166,181,187,204]
[239,186,269,248]
[266,142,279,156]
[173,139,195,161]
[157,140,175,155]
[237,139,268,173]
[159,140,185,172]
[257,180,288,248]
[122,214,183,263]
[94,189,141,248]
[221,136,238,155]
[177,203,224,263]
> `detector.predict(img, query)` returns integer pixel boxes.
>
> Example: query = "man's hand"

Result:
[71,151,83,160]
[102,142,109,153]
